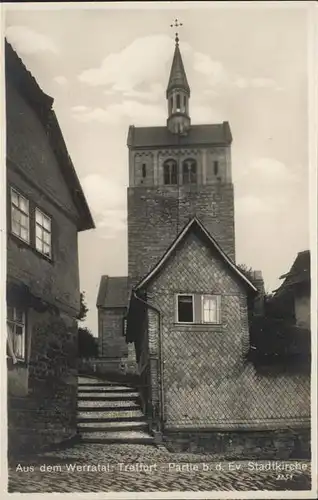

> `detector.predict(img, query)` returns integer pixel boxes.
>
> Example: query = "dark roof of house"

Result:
[274,250,310,295]
[127,122,232,149]
[97,276,129,308]
[5,39,95,232]
[166,42,190,96]
[135,218,258,293]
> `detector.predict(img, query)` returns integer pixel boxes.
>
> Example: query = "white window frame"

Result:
[7,306,26,361]
[35,208,52,259]
[201,294,221,324]
[176,293,195,324]
[10,188,30,243]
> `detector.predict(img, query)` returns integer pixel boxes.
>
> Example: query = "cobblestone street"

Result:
[8,442,311,493]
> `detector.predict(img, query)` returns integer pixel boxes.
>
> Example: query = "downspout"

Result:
[133,290,165,432]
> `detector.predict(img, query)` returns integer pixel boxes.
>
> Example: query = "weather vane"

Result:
[170,18,183,44]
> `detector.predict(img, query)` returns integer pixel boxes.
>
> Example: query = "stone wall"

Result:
[79,356,137,378]
[129,146,232,187]
[98,308,128,358]
[164,428,310,459]
[128,183,235,285]
[7,312,78,456]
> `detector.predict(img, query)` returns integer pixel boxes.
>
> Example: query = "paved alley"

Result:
[8,442,311,493]
[8,376,311,493]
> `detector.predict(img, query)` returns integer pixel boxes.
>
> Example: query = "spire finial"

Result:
[170,18,183,45]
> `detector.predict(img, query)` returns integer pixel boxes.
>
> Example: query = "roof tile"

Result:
[97,276,128,308]
[127,122,232,148]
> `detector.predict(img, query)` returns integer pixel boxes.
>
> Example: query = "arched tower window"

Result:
[142,163,146,178]
[164,159,178,185]
[214,160,219,176]
[182,159,197,184]
[176,94,181,112]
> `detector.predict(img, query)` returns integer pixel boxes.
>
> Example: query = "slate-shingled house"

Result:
[126,218,258,428]
[5,40,94,454]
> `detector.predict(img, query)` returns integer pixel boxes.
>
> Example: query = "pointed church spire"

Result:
[166,20,191,135]
[166,35,190,98]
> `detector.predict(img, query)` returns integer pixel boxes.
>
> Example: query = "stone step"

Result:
[78,381,134,386]
[77,394,139,402]
[78,386,136,393]
[77,400,140,410]
[79,430,154,444]
[77,413,145,423]
[78,421,148,432]
[78,390,138,397]
[78,377,105,384]
[77,409,144,420]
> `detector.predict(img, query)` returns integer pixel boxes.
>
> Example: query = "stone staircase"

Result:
[77,376,154,444]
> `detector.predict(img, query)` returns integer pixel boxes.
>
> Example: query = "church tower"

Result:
[127,33,236,287]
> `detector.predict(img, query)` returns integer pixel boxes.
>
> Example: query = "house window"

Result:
[170,97,173,113]
[177,295,194,323]
[7,306,26,361]
[214,160,219,176]
[35,208,52,258]
[202,295,220,323]
[11,188,30,243]
[142,163,146,178]
[164,159,178,185]
[183,95,187,108]
[176,294,221,324]
[182,159,197,184]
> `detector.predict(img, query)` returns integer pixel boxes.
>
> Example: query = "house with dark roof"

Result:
[125,218,258,427]
[272,250,310,329]
[5,40,94,455]
[97,276,129,358]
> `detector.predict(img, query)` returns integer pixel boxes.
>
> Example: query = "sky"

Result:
[4,2,312,335]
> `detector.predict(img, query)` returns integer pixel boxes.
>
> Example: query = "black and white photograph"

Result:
[1,1,317,497]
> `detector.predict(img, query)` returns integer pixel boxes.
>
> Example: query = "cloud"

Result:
[54,75,68,86]
[234,76,281,90]
[72,99,223,127]
[248,157,297,183]
[120,83,165,102]
[191,105,225,124]
[81,174,126,239]
[72,105,90,113]
[192,51,281,91]
[193,53,228,85]
[72,100,166,126]
[78,33,282,107]
[6,26,58,55]
[79,35,172,90]
[236,195,275,215]
[235,158,299,218]
[250,77,281,89]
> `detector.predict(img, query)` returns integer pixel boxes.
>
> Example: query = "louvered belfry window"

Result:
[182,159,197,184]
[164,159,178,185]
